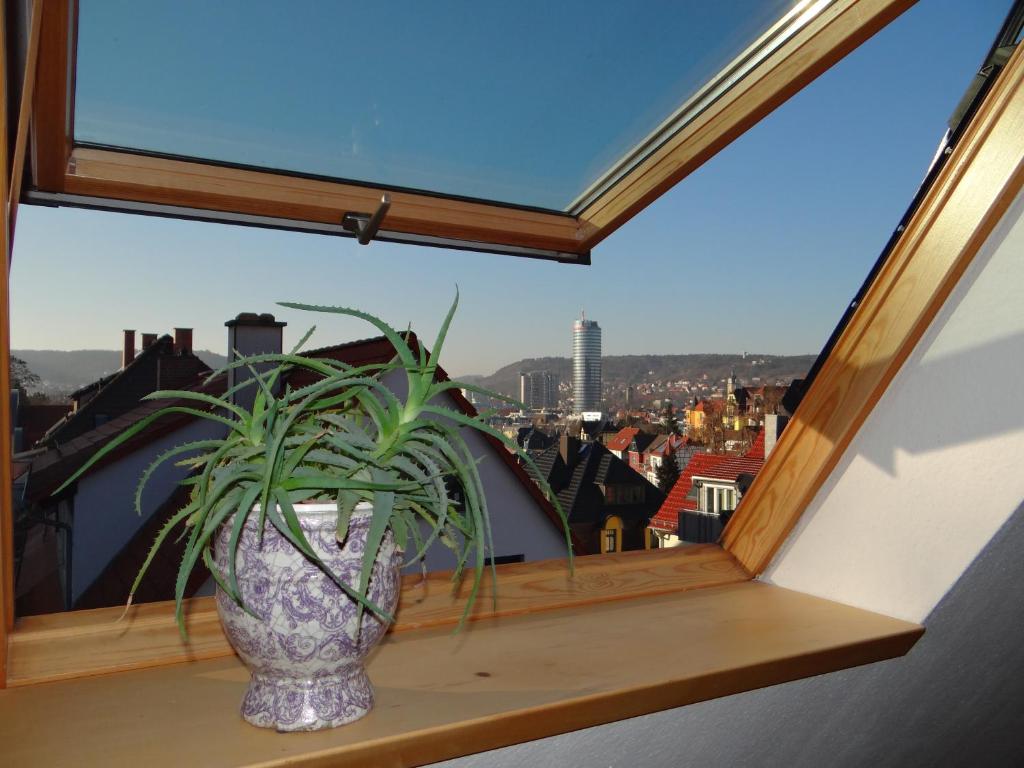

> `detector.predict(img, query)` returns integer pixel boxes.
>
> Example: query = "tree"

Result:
[655,450,680,493]
[661,399,681,437]
[10,357,41,392]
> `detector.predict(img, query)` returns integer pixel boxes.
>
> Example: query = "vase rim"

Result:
[250,501,373,517]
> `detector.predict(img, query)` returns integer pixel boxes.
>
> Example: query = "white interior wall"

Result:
[764,189,1024,622]
[426,182,1024,768]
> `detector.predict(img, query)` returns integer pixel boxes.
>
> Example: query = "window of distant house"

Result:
[603,528,617,554]
[608,485,642,505]
[698,483,735,515]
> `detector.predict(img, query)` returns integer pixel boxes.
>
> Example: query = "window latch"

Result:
[342,193,392,245]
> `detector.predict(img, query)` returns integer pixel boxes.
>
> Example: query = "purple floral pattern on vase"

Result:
[214,502,401,731]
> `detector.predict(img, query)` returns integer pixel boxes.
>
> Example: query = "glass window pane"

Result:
[74,0,800,211]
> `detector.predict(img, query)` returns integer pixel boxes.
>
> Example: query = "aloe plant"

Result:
[55,292,572,635]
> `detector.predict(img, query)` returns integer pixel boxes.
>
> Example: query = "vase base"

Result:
[241,665,374,731]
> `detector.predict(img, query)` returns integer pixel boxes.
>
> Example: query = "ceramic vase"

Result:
[214,502,401,731]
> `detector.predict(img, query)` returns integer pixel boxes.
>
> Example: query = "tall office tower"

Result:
[519,370,558,411]
[572,312,602,414]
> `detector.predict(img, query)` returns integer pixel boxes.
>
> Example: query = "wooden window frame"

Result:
[22,0,913,263]
[2,0,1022,714]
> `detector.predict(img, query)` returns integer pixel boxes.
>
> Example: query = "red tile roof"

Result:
[746,429,766,461]
[649,431,765,533]
[605,427,640,452]
[648,452,730,531]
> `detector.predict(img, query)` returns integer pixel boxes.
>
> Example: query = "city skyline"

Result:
[8,0,1011,377]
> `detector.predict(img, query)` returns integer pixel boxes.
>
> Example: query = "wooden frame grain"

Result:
[23,1,916,257]
[1,0,1016,692]
[0,583,924,768]
[29,0,74,193]
[0,0,14,690]
[722,43,1024,573]
[61,147,587,256]
[8,0,43,244]
[575,0,917,249]
[6,544,750,686]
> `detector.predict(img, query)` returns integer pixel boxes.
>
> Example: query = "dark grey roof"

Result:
[532,441,663,526]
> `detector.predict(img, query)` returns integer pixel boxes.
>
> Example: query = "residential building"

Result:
[515,425,555,454]
[41,328,210,446]
[649,420,786,548]
[530,435,663,555]
[572,313,601,414]
[519,370,557,411]
[15,316,577,614]
[643,433,689,485]
[605,427,646,460]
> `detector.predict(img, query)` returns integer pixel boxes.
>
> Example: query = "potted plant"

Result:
[56,293,571,731]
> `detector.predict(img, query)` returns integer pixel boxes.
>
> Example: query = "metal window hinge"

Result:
[342,193,391,245]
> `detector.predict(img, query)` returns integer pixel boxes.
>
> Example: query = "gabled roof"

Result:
[28,330,587,586]
[516,426,554,452]
[649,433,765,533]
[646,434,668,454]
[532,441,662,526]
[692,454,764,484]
[40,334,211,448]
[27,373,227,503]
[650,452,731,531]
[647,434,688,458]
[627,432,656,454]
[606,427,640,452]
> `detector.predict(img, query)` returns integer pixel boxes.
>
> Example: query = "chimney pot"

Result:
[122,330,136,368]
[225,311,287,409]
[559,433,580,467]
[141,333,158,349]
[174,328,193,356]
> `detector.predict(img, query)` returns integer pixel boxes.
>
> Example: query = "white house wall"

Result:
[71,420,227,603]
[381,369,569,573]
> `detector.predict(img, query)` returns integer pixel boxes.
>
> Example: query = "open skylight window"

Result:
[23,0,913,261]
[74,0,799,212]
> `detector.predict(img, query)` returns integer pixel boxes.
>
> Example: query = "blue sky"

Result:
[10,0,1013,376]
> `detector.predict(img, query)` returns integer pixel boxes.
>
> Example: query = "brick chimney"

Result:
[226,313,287,409]
[122,330,136,368]
[173,328,193,356]
[141,333,158,350]
[559,433,580,468]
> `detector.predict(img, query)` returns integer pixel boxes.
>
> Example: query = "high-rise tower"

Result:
[572,312,602,414]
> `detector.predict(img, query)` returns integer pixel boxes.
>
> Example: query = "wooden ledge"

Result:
[7,545,749,686]
[0,582,923,768]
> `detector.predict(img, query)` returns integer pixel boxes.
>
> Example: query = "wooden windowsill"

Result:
[6,545,751,686]
[0,582,922,768]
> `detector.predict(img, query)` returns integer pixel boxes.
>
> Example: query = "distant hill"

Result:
[12,348,228,394]
[471,353,817,399]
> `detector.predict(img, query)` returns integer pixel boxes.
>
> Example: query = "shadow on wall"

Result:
[786,193,1024,477]
[856,330,1024,474]
[430,500,1024,768]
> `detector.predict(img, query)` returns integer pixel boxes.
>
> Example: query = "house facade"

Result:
[16,315,574,614]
